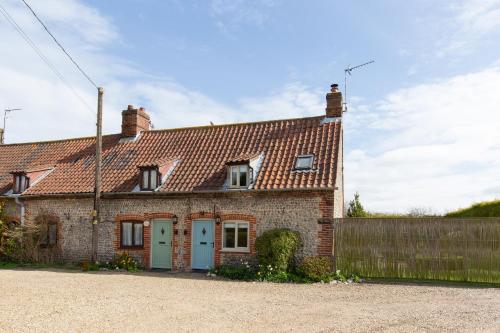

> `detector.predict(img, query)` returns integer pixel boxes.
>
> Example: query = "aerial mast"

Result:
[343,60,374,112]
[2,108,21,144]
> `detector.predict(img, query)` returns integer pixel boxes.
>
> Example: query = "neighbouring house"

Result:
[0,85,343,270]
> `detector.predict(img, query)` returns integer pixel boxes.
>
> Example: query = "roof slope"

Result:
[0,116,341,196]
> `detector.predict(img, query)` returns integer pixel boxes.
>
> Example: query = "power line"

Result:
[0,2,95,120]
[20,0,98,89]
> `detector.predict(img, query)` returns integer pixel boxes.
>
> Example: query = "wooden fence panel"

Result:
[333,218,500,283]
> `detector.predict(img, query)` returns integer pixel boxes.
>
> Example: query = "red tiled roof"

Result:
[0,116,341,196]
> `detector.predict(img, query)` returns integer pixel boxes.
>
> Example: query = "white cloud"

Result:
[238,83,323,121]
[0,0,318,142]
[210,0,276,36]
[437,0,500,57]
[345,65,500,213]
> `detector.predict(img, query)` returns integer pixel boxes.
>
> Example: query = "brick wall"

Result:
[5,190,336,270]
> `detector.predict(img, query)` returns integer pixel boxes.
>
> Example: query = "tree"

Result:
[346,192,368,218]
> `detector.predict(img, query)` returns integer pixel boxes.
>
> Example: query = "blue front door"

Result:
[192,220,214,269]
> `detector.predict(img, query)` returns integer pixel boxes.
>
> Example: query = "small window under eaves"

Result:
[228,164,253,189]
[295,155,314,170]
[140,167,160,191]
[13,173,30,194]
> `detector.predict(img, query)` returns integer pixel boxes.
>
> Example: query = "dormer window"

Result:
[229,164,252,189]
[295,155,314,170]
[13,173,29,194]
[140,167,160,191]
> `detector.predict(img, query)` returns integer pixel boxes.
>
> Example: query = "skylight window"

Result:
[295,155,314,170]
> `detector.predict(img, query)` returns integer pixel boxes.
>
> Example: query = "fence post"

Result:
[332,221,337,272]
[464,221,468,282]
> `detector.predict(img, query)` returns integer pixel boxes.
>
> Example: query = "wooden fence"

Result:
[333,218,500,283]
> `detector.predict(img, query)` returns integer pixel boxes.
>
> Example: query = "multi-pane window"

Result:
[223,222,249,251]
[13,174,29,194]
[295,155,314,170]
[121,221,144,248]
[39,223,57,247]
[140,167,160,191]
[229,165,251,188]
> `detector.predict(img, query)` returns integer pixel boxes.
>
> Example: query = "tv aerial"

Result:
[2,108,21,143]
[344,60,374,112]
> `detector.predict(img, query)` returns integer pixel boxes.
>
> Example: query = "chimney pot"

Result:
[0,128,4,145]
[121,105,151,137]
[325,83,343,118]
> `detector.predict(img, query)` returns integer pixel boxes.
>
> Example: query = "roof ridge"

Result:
[0,133,121,147]
[146,115,325,134]
[0,115,326,147]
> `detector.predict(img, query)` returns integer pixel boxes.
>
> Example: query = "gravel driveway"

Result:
[0,269,499,333]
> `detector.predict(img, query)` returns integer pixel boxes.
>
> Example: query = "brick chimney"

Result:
[0,128,4,144]
[121,105,151,137]
[325,84,343,118]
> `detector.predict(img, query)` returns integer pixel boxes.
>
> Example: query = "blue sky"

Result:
[1,0,500,213]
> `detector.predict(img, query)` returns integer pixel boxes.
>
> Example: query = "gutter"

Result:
[14,195,25,226]
[2,187,336,201]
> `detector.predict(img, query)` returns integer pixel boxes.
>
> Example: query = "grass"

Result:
[0,262,80,270]
[446,199,500,217]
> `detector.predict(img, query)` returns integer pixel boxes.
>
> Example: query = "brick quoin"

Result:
[317,193,335,257]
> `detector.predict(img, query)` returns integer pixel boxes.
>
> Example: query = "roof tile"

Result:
[0,116,340,195]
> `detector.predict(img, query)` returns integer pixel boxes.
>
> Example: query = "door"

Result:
[192,220,214,269]
[151,220,173,269]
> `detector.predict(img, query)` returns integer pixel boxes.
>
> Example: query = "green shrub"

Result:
[256,264,292,282]
[299,256,333,282]
[332,269,361,283]
[212,264,256,280]
[255,228,301,273]
[446,199,500,217]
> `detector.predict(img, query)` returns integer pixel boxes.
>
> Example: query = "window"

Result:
[13,173,29,194]
[140,167,160,191]
[121,221,144,248]
[39,223,57,247]
[223,222,249,251]
[229,164,252,188]
[295,155,314,170]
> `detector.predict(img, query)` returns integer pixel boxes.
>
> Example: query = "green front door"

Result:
[151,220,173,269]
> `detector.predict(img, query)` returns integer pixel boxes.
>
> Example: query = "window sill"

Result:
[119,246,144,250]
[221,248,250,253]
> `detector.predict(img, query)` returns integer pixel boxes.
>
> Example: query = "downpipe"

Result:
[14,195,25,226]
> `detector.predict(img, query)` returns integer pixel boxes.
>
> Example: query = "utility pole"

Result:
[2,108,21,143]
[92,87,103,262]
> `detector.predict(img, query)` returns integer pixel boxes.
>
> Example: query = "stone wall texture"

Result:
[3,190,339,270]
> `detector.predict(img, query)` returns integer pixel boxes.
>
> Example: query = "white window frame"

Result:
[228,164,250,189]
[222,221,250,252]
[295,154,314,170]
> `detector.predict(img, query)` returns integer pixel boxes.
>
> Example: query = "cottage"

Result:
[0,85,343,270]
